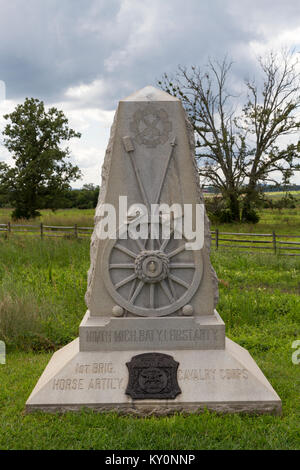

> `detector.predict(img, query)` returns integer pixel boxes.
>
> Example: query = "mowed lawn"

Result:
[0,235,299,450]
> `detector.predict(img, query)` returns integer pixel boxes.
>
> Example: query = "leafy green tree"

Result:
[62,184,100,209]
[0,98,82,219]
[0,162,10,207]
[158,50,300,222]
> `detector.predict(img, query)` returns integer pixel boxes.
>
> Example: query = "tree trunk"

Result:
[241,181,258,222]
[228,192,240,222]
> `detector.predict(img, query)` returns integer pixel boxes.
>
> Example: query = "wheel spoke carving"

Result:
[110,263,135,269]
[167,244,186,259]
[128,278,137,301]
[169,263,195,269]
[160,280,175,303]
[135,238,145,251]
[160,230,174,251]
[115,244,137,259]
[168,277,177,300]
[160,237,170,251]
[115,273,137,290]
[168,273,190,290]
[150,283,155,308]
[130,281,144,303]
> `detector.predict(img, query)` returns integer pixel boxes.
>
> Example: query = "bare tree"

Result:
[158,50,300,222]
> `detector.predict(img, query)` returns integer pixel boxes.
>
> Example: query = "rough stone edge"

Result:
[85,108,119,308]
[184,111,219,308]
[85,101,219,309]
[26,401,282,416]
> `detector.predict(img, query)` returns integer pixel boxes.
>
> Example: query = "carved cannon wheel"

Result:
[102,224,203,317]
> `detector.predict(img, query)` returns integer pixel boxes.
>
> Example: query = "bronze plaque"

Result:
[126,353,181,399]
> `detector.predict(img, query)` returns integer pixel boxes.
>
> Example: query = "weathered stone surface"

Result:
[0,340,5,364]
[85,86,218,318]
[26,86,281,415]
[26,338,281,415]
[79,311,225,351]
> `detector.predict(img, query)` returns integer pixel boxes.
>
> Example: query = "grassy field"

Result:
[0,237,299,449]
[209,191,300,235]
[1,191,300,236]
[264,191,300,197]
[0,207,95,228]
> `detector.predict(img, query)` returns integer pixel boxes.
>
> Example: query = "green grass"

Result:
[0,238,299,449]
[0,237,88,350]
[0,208,95,227]
[0,353,298,450]
[1,191,300,236]
[264,191,300,198]
[209,203,300,236]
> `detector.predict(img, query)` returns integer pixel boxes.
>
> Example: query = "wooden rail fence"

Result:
[212,229,300,256]
[0,223,92,240]
[0,223,299,255]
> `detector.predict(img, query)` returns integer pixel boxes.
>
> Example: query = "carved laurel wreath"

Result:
[134,250,169,284]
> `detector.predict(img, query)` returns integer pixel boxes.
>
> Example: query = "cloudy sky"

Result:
[0,0,300,187]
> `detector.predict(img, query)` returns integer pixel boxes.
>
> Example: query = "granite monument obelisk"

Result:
[26,86,281,414]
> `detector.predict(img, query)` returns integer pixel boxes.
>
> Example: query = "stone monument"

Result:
[26,86,281,414]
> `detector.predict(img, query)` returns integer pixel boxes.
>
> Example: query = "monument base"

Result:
[26,337,281,415]
[79,311,225,351]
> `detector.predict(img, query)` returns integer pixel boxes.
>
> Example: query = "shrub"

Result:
[241,207,260,224]
[205,196,237,223]
[273,193,296,209]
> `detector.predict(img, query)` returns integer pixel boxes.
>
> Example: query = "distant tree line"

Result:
[0,183,99,210]
[61,184,100,209]
[259,184,300,192]
[203,184,300,194]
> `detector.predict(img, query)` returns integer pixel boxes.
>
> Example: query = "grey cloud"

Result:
[0,0,121,101]
[0,0,299,109]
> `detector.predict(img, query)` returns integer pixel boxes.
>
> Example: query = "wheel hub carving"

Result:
[135,250,169,283]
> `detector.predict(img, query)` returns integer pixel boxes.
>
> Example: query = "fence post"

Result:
[215,228,219,250]
[272,231,277,254]
[74,224,78,239]
[40,223,44,239]
[7,222,11,235]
